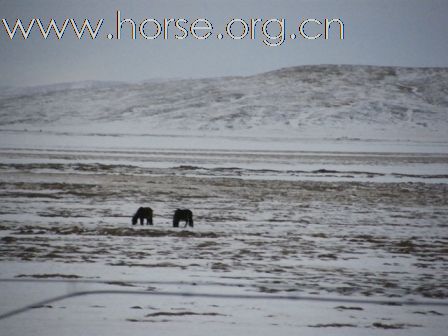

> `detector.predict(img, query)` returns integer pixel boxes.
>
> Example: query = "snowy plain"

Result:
[0,65,447,335]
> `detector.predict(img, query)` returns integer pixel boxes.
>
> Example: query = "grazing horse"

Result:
[173,209,193,228]
[132,207,153,225]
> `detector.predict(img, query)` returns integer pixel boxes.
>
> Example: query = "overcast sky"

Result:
[0,0,447,87]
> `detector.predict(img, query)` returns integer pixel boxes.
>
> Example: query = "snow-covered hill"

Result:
[1,65,447,141]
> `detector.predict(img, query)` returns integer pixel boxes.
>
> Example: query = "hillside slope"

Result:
[1,65,447,141]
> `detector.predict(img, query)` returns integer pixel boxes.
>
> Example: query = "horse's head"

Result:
[132,215,138,225]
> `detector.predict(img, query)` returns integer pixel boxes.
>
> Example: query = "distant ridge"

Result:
[0,65,447,141]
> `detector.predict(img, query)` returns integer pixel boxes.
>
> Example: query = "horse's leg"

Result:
[140,217,144,225]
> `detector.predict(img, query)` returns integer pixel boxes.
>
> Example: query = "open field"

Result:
[0,144,447,335]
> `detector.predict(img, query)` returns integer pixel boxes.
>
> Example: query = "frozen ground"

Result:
[0,65,447,335]
[0,143,447,335]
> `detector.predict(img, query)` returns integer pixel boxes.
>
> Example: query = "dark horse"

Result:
[132,207,153,225]
[173,209,193,228]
